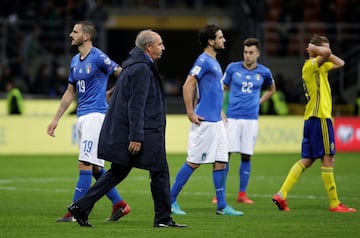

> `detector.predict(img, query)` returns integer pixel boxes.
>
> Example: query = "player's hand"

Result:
[47,121,58,137]
[306,43,315,54]
[188,112,204,126]
[106,87,115,102]
[221,110,227,123]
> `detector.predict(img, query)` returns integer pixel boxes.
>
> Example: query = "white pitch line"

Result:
[0,177,353,201]
[0,185,335,200]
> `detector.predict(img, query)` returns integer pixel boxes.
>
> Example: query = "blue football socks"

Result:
[213,168,227,210]
[73,170,92,202]
[170,163,194,204]
[239,160,251,192]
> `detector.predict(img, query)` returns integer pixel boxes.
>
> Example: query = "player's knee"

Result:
[186,161,200,170]
[213,161,227,170]
[321,155,335,167]
[300,158,313,168]
[78,160,92,170]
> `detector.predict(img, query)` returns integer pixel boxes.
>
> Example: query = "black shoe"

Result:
[67,203,93,227]
[154,220,187,228]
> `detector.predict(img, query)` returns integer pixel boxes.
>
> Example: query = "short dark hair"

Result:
[198,24,221,49]
[309,34,329,46]
[78,21,97,41]
[243,38,260,50]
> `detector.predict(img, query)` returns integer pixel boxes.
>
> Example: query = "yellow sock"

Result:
[279,161,305,199]
[321,166,340,208]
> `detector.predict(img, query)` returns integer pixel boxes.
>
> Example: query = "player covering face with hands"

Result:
[272,34,356,213]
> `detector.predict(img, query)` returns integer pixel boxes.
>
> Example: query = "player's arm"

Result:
[113,65,122,77]
[183,74,204,124]
[260,83,276,104]
[47,83,76,137]
[106,65,123,101]
[306,43,331,67]
[223,84,230,102]
[222,84,230,122]
[106,86,116,102]
[328,54,345,70]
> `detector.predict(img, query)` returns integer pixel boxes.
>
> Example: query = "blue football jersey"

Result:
[68,47,118,117]
[190,53,224,122]
[223,61,274,119]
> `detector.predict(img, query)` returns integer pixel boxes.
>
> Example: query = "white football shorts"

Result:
[186,121,228,164]
[226,118,258,155]
[76,112,105,167]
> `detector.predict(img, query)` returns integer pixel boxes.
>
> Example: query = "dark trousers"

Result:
[75,163,172,225]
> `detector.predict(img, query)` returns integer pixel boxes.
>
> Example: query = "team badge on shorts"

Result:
[201,153,207,161]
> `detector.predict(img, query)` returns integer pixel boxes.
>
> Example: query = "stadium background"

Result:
[0,0,360,154]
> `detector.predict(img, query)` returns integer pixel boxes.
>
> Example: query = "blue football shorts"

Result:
[301,117,335,159]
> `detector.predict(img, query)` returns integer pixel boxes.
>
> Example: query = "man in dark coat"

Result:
[67,29,187,228]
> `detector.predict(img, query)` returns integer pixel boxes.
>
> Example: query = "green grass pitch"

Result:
[0,153,359,238]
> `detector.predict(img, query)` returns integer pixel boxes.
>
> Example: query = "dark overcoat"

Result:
[98,47,168,171]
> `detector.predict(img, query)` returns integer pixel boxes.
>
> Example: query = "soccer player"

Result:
[219,37,276,204]
[170,24,243,216]
[272,34,357,213]
[47,21,130,222]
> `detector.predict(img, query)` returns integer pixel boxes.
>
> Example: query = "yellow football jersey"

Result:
[302,58,333,120]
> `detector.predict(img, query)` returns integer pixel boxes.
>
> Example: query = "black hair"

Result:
[198,24,221,49]
[77,21,97,41]
[243,38,260,50]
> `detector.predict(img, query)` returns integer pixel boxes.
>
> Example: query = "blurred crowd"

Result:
[0,0,359,100]
[265,0,360,55]
[0,0,110,97]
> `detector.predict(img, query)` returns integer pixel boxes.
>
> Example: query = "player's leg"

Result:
[212,152,231,204]
[171,123,207,214]
[211,118,240,204]
[57,116,93,222]
[213,161,227,210]
[273,118,314,211]
[237,119,257,204]
[320,119,356,212]
[322,158,356,212]
[170,162,196,215]
[213,121,243,216]
[213,161,243,216]
[237,154,253,204]
[273,159,306,211]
